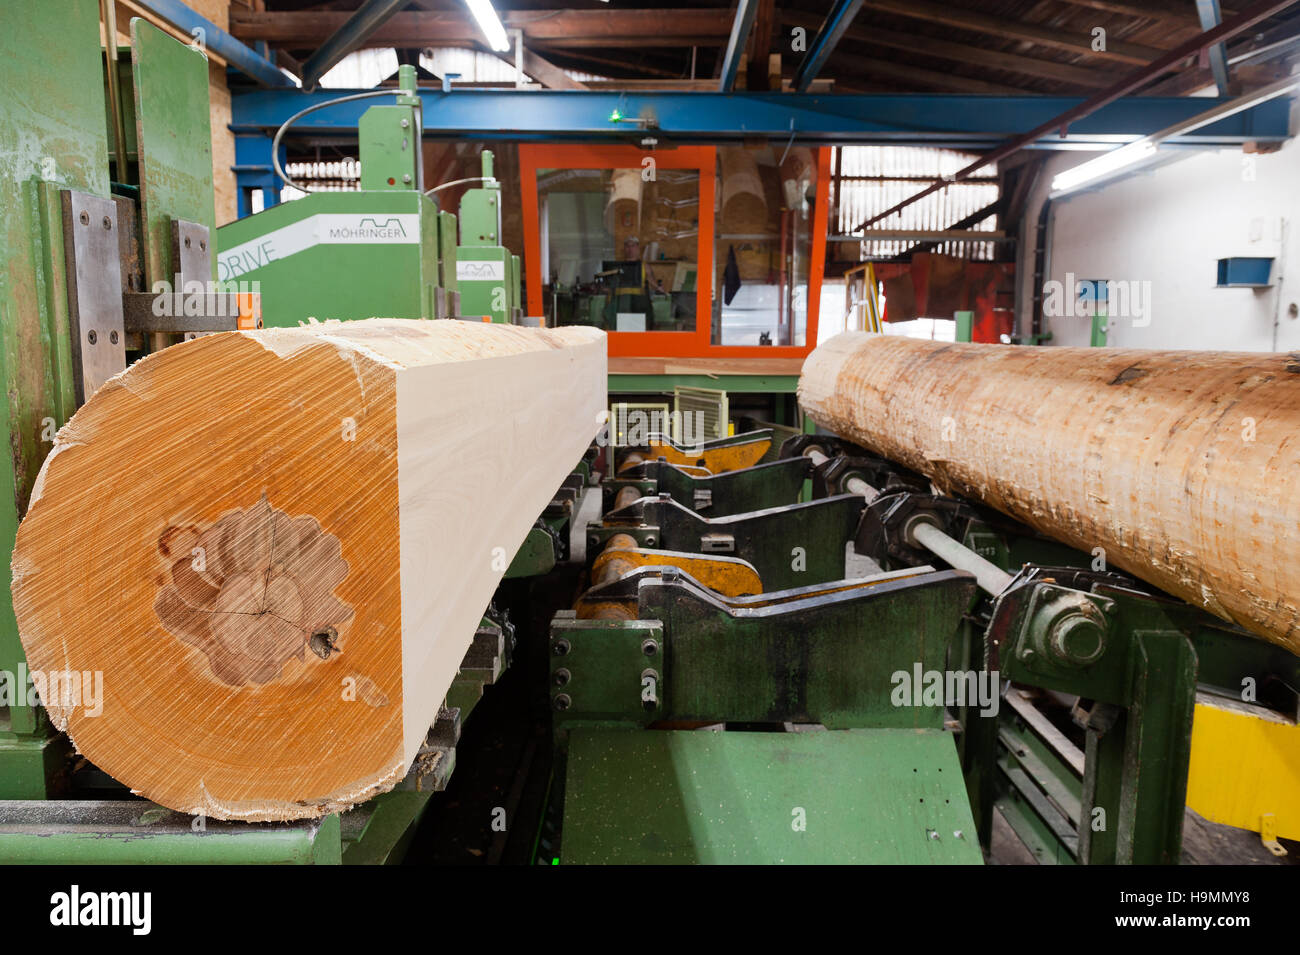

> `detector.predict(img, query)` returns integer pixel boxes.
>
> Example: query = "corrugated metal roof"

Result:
[835,146,1000,260]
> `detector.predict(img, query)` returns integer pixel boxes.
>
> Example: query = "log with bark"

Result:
[798,332,1300,654]
[11,319,606,820]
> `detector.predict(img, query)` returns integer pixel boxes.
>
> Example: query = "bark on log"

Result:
[798,332,1300,653]
[11,319,606,820]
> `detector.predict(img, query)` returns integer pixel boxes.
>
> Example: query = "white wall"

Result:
[1018,118,1300,352]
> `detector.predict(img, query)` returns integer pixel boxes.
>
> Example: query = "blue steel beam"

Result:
[229,89,1293,148]
[1197,0,1232,95]
[301,0,412,91]
[130,0,293,88]
[718,0,760,93]
[792,0,865,93]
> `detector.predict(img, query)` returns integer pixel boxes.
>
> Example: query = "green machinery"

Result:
[0,1,538,864]
[528,431,1299,864]
[215,70,522,327]
[456,150,522,324]
[0,2,242,804]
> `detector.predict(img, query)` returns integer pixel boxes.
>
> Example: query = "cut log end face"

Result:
[11,318,608,821]
[153,498,355,689]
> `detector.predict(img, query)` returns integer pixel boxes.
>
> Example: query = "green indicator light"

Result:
[551,857,559,865]
[609,109,622,122]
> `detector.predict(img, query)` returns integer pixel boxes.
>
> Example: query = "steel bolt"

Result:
[1048,612,1106,665]
[78,211,89,225]
[553,693,572,711]
[87,329,97,345]
[641,639,659,657]
[101,216,112,230]
[109,330,119,345]
[552,638,570,657]
[553,667,571,687]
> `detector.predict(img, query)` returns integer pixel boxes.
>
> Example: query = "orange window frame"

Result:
[519,143,829,358]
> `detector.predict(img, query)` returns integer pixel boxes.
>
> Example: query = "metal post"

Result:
[100,0,130,182]
[718,0,760,92]
[792,0,866,92]
[300,0,412,91]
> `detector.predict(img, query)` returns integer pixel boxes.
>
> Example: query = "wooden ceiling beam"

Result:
[829,51,1030,94]
[781,11,1117,87]
[1048,0,1233,25]
[231,9,733,48]
[857,0,1167,64]
[487,44,588,90]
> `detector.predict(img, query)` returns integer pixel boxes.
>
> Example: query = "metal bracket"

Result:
[1261,813,1288,857]
[60,190,127,403]
[171,218,211,284]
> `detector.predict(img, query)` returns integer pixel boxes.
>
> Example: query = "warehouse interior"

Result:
[1,0,1299,875]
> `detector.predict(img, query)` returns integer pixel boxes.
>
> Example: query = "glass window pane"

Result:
[714,146,816,347]
[538,167,699,332]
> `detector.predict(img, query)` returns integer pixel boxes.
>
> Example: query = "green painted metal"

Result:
[358,106,421,191]
[0,802,342,864]
[994,790,1076,865]
[0,0,112,795]
[999,720,1082,828]
[340,790,433,864]
[561,728,982,864]
[357,69,421,192]
[131,18,216,286]
[457,150,514,323]
[610,374,800,394]
[216,69,455,325]
[504,523,560,579]
[437,209,459,294]
[954,309,973,342]
[217,190,443,324]
[606,456,810,517]
[1090,309,1108,346]
[996,574,1200,864]
[552,568,975,730]
[590,493,863,591]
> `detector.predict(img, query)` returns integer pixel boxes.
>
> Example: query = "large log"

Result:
[11,319,606,820]
[798,332,1300,653]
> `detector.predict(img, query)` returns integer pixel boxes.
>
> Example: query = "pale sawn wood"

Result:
[11,319,606,820]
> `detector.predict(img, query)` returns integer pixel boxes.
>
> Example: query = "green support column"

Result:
[954,310,973,343]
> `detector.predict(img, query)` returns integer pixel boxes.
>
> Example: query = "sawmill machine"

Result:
[215,70,522,327]
[0,1,541,864]
[530,429,1300,864]
[456,150,523,324]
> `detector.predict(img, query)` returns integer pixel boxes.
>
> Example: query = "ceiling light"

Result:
[1051,140,1159,194]
[462,0,510,52]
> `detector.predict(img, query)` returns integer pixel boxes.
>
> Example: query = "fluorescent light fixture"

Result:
[462,0,510,52]
[1051,75,1300,196]
[1051,140,1158,193]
